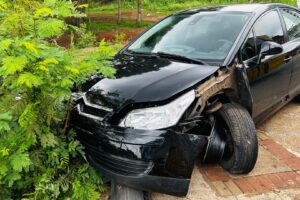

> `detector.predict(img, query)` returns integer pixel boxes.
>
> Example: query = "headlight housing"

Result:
[119,90,195,130]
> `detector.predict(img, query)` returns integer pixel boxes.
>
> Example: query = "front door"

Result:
[241,10,293,119]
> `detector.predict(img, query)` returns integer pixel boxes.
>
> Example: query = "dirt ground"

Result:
[151,102,300,200]
[89,12,164,23]
[88,11,163,42]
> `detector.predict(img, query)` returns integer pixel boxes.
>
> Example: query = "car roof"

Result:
[176,3,296,15]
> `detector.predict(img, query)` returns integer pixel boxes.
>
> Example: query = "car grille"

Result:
[77,96,113,121]
[82,140,154,176]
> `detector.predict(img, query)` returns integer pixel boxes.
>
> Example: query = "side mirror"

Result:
[258,41,283,64]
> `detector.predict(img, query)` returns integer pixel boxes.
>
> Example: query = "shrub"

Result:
[0,0,117,199]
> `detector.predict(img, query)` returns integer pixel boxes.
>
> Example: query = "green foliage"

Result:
[76,25,97,48]
[89,19,152,32]
[37,19,65,38]
[0,0,118,199]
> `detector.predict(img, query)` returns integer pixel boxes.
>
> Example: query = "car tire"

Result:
[217,103,258,174]
[109,182,145,200]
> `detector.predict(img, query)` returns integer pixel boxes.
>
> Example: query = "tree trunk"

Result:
[72,0,87,26]
[137,0,142,25]
[117,0,122,23]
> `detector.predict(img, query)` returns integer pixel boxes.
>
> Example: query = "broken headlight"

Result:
[119,90,195,130]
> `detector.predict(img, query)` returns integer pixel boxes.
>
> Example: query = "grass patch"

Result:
[88,20,153,32]
[89,0,297,14]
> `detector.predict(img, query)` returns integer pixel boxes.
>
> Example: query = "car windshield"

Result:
[127,12,250,62]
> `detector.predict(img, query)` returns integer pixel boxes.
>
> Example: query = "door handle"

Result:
[284,56,292,63]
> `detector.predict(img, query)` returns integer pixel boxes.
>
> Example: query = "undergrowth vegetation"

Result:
[0,0,120,199]
[89,20,152,32]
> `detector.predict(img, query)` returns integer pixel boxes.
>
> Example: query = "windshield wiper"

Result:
[123,50,208,65]
[155,51,208,65]
[123,49,155,57]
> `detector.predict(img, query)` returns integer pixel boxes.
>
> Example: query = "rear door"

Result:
[242,9,293,119]
[279,8,300,97]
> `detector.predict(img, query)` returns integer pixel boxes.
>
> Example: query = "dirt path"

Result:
[89,11,164,42]
[88,11,164,23]
[95,28,145,42]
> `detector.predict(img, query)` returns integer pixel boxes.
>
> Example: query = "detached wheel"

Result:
[217,103,258,174]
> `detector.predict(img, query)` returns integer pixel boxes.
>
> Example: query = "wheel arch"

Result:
[194,67,253,116]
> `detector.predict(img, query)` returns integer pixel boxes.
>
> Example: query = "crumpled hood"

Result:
[85,55,220,111]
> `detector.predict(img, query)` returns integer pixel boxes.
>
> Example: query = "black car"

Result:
[69,3,300,198]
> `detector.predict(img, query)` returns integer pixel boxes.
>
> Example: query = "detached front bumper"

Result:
[70,106,208,196]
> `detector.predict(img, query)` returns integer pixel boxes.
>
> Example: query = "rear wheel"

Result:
[217,103,258,174]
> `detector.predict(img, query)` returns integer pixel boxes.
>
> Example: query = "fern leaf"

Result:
[0,147,9,156]
[17,73,43,88]
[38,65,49,71]
[57,5,73,18]
[65,66,79,74]
[10,152,31,172]
[0,56,28,77]
[34,7,54,19]
[18,104,37,128]
[19,42,38,55]
[59,151,69,168]
[0,39,12,51]
[37,19,64,38]
[0,163,8,177]
[0,112,12,121]
[99,66,116,78]
[60,78,73,88]
[40,58,59,65]
[7,172,21,187]
[40,133,58,148]
[0,121,10,132]
[77,4,88,9]
[0,0,7,12]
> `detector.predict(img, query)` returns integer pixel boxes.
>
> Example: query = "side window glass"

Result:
[242,31,257,61]
[254,10,285,52]
[281,8,300,40]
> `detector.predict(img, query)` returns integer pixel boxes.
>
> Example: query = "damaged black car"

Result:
[69,3,300,198]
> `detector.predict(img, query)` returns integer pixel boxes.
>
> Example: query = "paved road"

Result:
[151,102,300,200]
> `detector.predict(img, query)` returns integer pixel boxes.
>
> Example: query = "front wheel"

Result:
[217,103,258,174]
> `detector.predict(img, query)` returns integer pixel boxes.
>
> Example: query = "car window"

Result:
[254,10,285,52]
[280,8,300,41]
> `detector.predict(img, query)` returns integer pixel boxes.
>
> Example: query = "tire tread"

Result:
[219,103,258,174]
